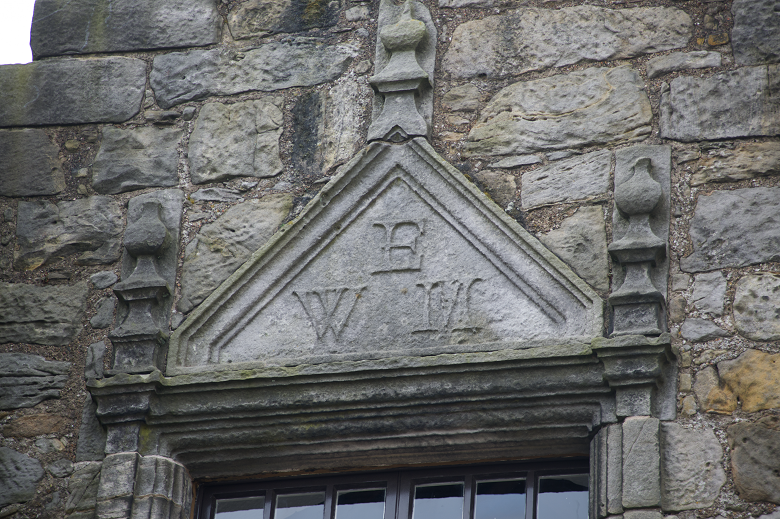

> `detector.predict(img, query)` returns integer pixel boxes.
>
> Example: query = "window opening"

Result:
[201,461,588,519]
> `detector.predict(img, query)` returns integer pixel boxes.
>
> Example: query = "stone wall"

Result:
[0,0,779,518]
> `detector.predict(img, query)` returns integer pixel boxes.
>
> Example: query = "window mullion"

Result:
[264,489,273,519]
[525,470,535,519]
[463,473,474,519]
[324,484,334,519]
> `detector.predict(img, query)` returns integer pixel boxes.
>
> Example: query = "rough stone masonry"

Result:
[0,0,779,518]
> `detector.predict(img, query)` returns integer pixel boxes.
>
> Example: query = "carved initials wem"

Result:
[293,286,366,340]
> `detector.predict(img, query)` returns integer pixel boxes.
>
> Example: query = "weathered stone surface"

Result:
[15,197,123,270]
[692,271,727,316]
[0,58,145,127]
[228,0,341,39]
[646,51,721,79]
[291,91,324,177]
[622,416,661,508]
[2,414,68,438]
[90,297,115,330]
[65,462,102,514]
[178,194,293,313]
[31,0,220,58]
[660,66,780,142]
[85,342,105,381]
[0,354,70,410]
[48,459,74,479]
[151,42,358,108]
[444,6,690,78]
[623,511,663,519]
[473,170,517,208]
[728,416,780,504]
[733,274,780,341]
[681,187,780,272]
[466,67,651,156]
[321,79,371,173]
[680,318,730,343]
[0,129,64,196]
[540,206,609,292]
[718,350,780,413]
[521,150,611,209]
[732,0,780,66]
[189,99,283,185]
[76,397,106,462]
[442,84,481,112]
[661,423,726,510]
[0,448,44,507]
[692,142,780,186]
[693,365,736,414]
[92,127,182,194]
[0,283,87,346]
[491,155,542,168]
[90,271,117,290]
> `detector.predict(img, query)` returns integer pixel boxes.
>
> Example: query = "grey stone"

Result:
[0,58,145,127]
[0,353,70,410]
[65,462,102,514]
[92,127,183,194]
[90,297,116,330]
[547,150,577,161]
[189,99,283,184]
[151,42,358,108]
[190,188,244,203]
[35,438,65,453]
[90,271,118,290]
[521,150,611,209]
[169,139,603,373]
[692,142,780,186]
[473,170,517,208]
[31,0,220,57]
[693,366,719,412]
[346,6,369,21]
[444,6,690,78]
[15,197,123,270]
[0,129,64,196]
[623,512,662,519]
[758,511,780,519]
[228,0,342,39]
[691,272,726,316]
[442,84,481,112]
[466,67,651,156]
[3,413,68,438]
[178,194,294,314]
[681,187,780,272]
[85,342,105,380]
[732,0,780,66]
[144,110,180,125]
[0,282,87,346]
[670,273,690,292]
[96,453,139,500]
[660,423,726,510]
[660,66,780,142]
[728,416,780,504]
[539,206,609,292]
[321,79,372,173]
[0,447,44,508]
[733,273,780,341]
[622,416,661,508]
[646,51,721,79]
[48,459,75,479]
[291,91,325,177]
[490,155,542,168]
[680,319,730,343]
[182,106,197,121]
[668,295,686,323]
[76,397,106,463]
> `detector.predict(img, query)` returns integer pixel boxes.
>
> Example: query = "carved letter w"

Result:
[293,286,366,341]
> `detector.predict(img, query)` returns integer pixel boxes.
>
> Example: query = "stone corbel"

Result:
[109,190,183,375]
[368,0,436,142]
[593,334,676,419]
[609,146,671,337]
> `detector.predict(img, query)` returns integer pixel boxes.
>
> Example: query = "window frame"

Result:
[196,459,590,519]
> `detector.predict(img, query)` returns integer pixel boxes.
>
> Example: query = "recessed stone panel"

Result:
[0,58,145,127]
[0,283,88,346]
[731,0,780,66]
[0,129,64,197]
[444,6,690,78]
[169,140,602,374]
[30,0,221,58]
[466,67,651,156]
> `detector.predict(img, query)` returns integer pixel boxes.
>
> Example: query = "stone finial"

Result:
[609,147,671,336]
[368,0,436,142]
[109,190,183,375]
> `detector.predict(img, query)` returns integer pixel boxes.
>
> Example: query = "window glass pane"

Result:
[275,492,326,519]
[537,475,588,519]
[215,496,265,519]
[412,483,464,519]
[336,488,386,519]
[475,479,526,519]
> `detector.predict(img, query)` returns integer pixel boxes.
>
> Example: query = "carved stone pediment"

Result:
[168,139,603,375]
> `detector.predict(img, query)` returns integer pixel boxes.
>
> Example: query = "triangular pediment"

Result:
[167,139,603,375]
